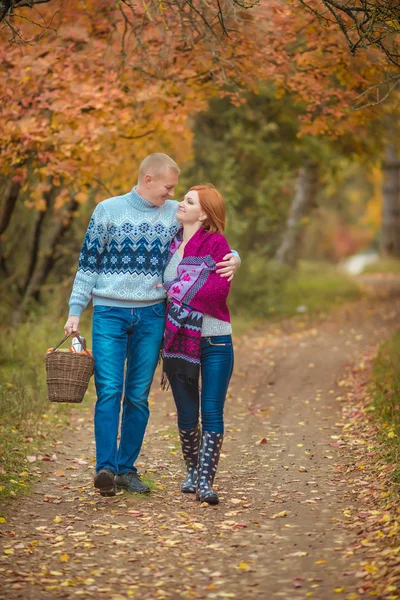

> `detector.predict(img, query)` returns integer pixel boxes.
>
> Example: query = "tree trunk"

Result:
[20,184,56,293]
[0,179,21,235]
[380,143,400,258]
[13,196,79,321]
[0,178,21,278]
[275,160,318,268]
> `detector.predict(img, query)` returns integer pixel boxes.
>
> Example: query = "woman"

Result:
[162,184,234,505]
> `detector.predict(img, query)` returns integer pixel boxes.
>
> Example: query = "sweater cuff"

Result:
[68,304,83,318]
[231,248,241,267]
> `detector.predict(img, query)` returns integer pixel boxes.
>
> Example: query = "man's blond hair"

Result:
[138,153,180,181]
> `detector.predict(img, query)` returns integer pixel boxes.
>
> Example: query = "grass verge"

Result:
[231,260,362,329]
[369,329,400,484]
[362,258,400,275]
[0,310,93,503]
[279,260,361,316]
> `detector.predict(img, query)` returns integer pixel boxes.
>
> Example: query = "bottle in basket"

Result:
[71,336,85,353]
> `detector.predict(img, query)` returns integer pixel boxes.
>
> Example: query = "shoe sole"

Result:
[115,483,150,494]
[197,493,219,505]
[94,472,116,497]
[202,496,219,505]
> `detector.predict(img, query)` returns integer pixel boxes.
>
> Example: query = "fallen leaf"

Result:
[271,511,287,519]
[255,437,268,446]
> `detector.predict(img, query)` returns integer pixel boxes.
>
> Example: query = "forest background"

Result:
[1,0,400,497]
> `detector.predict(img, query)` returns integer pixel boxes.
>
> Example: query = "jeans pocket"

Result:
[93,305,114,313]
[205,336,232,347]
[151,302,166,317]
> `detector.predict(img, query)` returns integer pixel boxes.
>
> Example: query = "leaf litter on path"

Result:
[1,295,400,599]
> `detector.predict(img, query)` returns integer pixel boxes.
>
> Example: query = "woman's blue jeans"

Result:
[169,335,234,434]
[92,303,166,475]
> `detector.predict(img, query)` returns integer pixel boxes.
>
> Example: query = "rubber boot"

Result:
[179,426,200,493]
[196,431,223,504]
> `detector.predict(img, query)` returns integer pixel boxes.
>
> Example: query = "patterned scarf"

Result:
[162,228,231,387]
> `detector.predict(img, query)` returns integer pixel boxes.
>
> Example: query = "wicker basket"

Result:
[45,333,94,403]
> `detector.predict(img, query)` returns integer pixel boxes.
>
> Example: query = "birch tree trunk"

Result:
[380,143,400,258]
[275,160,318,268]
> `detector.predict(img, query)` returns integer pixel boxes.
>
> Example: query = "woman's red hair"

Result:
[189,184,226,234]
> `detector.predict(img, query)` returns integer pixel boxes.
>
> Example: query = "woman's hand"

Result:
[216,253,240,282]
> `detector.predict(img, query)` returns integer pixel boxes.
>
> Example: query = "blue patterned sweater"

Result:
[68,187,181,317]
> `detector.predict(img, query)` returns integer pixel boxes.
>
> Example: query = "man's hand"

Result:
[64,316,80,336]
[216,253,240,282]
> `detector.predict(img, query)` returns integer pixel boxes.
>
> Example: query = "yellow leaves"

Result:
[3,548,14,555]
[189,522,204,530]
[379,513,391,523]
[364,564,379,574]
[315,559,328,565]
[387,431,395,439]
[270,511,287,519]
[334,588,344,593]
[0,516,6,523]
[60,553,69,562]
[237,562,250,570]
[53,516,63,524]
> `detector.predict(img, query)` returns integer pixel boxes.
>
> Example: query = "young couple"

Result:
[64,153,238,505]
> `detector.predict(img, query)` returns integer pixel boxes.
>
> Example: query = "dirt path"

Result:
[2,289,400,600]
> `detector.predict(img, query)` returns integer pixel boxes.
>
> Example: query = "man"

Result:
[64,153,239,496]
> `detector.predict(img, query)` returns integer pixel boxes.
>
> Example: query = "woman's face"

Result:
[177,190,206,225]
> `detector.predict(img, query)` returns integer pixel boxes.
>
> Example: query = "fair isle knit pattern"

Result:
[69,187,180,317]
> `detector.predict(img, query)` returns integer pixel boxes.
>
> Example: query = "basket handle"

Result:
[50,332,91,356]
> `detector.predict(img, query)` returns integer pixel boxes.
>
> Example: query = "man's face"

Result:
[146,168,179,206]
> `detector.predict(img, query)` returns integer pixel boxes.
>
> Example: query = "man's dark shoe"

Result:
[115,471,150,493]
[94,468,116,497]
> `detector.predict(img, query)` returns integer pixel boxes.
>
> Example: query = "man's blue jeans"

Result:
[169,335,234,434]
[92,303,165,474]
